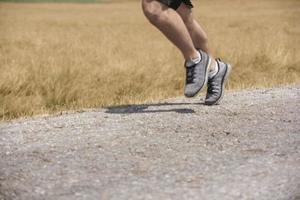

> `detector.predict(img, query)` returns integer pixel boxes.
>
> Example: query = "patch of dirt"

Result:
[0,85,300,200]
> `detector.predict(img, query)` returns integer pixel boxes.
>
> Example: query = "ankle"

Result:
[191,50,201,61]
[209,59,217,71]
[185,50,201,67]
[208,59,218,79]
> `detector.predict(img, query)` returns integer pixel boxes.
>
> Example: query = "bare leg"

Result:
[142,0,198,60]
[176,4,217,70]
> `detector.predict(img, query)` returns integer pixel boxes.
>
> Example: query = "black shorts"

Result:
[158,0,193,10]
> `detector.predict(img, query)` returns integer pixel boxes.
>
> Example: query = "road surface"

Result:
[1,86,300,200]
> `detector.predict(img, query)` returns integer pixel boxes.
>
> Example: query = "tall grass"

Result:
[0,0,299,119]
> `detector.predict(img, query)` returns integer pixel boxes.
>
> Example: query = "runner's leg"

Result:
[176,3,217,72]
[142,0,198,60]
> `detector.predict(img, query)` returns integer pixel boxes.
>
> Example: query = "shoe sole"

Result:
[185,57,211,98]
[205,63,232,105]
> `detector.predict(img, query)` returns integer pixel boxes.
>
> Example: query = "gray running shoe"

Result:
[205,58,232,105]
[184,50,211,98]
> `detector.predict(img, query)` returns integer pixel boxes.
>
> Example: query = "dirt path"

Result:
[1,86,300,200]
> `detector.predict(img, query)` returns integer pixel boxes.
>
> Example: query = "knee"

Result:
[142,0,166,24]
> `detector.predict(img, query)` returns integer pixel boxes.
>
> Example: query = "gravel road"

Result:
[0,86,300,200]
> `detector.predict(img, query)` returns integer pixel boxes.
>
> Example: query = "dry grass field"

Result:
[0,0,299,119]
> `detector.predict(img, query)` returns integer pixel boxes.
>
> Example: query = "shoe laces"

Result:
[207,58,221,94]
[207,79,218,94]
[186,65,195,84]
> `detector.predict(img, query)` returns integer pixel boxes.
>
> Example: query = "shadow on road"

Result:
[105,102,201,114]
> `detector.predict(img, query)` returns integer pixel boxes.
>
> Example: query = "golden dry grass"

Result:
[0,0,299,119]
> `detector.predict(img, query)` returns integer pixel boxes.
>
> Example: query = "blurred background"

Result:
[0,0,299,119]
